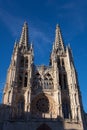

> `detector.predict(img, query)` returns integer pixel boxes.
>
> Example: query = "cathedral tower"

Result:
[3,22,34,118]
[1,23,87,130]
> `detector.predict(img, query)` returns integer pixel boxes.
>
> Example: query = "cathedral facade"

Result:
[0,22,87,130]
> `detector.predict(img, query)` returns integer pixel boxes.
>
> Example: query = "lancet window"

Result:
[33,72,42,90]
[20,56,24,68]
[61,59,65,70]
[25,57,28,68]
[18,74,23,87]
[8,91,11,103]
[59,73,62,89]
[44,73,53,89]
[62,100,70,119]
[63,74,67,89]
[24,72,28,87]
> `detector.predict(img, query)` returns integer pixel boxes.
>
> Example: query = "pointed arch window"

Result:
[62,101,70,119]
[18,74,23,87]
[36,73,42,87]
[25,57,28,68]
[59,73,62,89]
[8,91,11,103]
[24,72,28,87]
[20,56,24,67]
[44,73,53,89]
[33,72,42,90]
[61,59,65,70]
[63,74,67,89]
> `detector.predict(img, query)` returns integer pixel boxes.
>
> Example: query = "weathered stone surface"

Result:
[0,22,87,130]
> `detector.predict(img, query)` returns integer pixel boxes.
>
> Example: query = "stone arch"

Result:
[33,72,42,90]
[37,124,52,130]
[44,73,53,89]
[62,98,71,119]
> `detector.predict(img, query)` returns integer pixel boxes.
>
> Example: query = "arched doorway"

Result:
[37,124,52,130]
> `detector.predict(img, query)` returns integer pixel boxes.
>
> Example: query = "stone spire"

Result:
[19,22,29,48]
[54,24,65,52]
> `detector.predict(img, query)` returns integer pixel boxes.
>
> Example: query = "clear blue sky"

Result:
[0,0,87,112]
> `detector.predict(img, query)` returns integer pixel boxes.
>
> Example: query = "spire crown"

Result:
[56,24,59,28]
[24,21,28,28]
[54,24,65,53]
[19,22,29,49]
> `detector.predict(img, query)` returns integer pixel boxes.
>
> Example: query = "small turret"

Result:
[50,25,65,66]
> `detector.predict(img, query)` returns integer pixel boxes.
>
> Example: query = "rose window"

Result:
[36,97,49,113]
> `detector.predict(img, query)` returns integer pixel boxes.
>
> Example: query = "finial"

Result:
[56,24,59,28]
[24,21,28,27]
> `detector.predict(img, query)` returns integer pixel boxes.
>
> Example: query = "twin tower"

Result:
[1,22,87,130]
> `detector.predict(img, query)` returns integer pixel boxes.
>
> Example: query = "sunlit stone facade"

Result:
[0,22,87,130]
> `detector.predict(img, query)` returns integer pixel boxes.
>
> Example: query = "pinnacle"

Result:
[19,22,29,48]
[24,21,28,27]
[56,24,59,28]
[54,24,65,52]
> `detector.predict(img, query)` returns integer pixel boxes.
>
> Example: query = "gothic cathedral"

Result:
[0,22,87,130]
